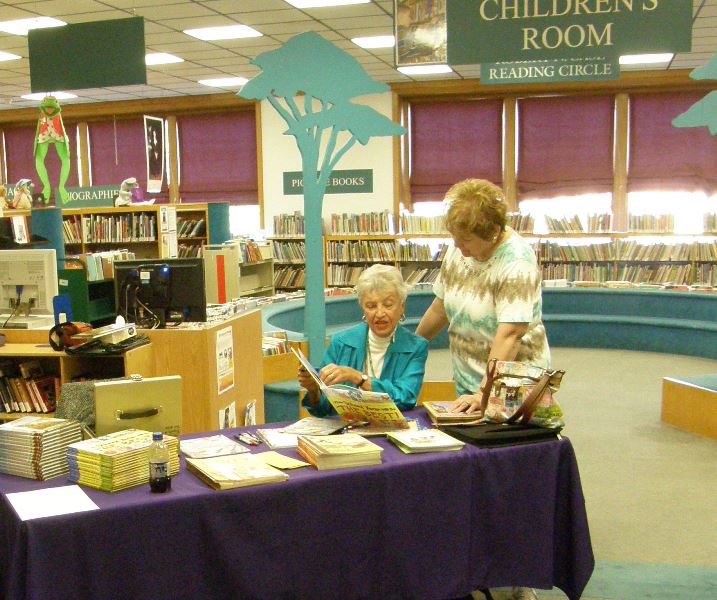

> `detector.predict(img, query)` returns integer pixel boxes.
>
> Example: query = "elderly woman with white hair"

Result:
[298,264,428,417]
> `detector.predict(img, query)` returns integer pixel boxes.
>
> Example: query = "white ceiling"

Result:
[0,0,714,111]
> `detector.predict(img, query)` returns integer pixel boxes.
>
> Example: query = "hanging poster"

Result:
[395,0,447,66]
[216,326,235,395]
[144,115,164,194]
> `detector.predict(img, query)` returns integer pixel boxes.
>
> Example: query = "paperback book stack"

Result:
[0,416,82,480]
[297,433,383,470]
[66,429,180,492]
[185,454,289,490]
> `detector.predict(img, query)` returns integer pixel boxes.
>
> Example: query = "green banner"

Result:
[448,0,692,64]
[481,56,619,84]
[283,169,373,195]
[63,185,119,208]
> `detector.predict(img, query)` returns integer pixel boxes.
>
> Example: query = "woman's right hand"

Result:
[450,393,483,415]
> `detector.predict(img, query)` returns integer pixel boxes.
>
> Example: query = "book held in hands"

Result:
[292,347,410,435]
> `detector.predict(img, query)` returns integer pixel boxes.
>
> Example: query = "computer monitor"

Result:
[113,258,207,328]
[0,249,58,321]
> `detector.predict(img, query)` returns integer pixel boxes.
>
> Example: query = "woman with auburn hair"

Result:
[416,179,551,600]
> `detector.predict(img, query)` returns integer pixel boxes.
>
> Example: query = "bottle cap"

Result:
[152,432,162,441]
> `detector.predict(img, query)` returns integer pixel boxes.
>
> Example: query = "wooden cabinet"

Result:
[0,332,153,421]
[143,309,264,433]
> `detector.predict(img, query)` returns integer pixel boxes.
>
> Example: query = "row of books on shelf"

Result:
[399,214,446,234]
[177,243,202,258]
[543,277,717,292]
[66,249,136,281]
[534,239,717,262]
[540,264,705,286]
[397,242,448,261]
[326,240,396,262]
[328,210,393,235]
[271,240,306,263]
[274,265,305,289]
[544,214,612,233]
[273,211,305,237]
[63,213,158,244]
[176,217,206,238]
[401,267,440,285]
[262,331,290,356]
[0,360,59,415]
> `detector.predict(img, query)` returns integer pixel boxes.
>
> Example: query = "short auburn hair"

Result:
[444,179,508,241]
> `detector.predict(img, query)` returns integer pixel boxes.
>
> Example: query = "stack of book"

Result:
[66,429,180,492]
[0,416,82,480]
[386,428,465,454]
[185,453,288,490]
[423,401,484,426]
[297,433,383,470]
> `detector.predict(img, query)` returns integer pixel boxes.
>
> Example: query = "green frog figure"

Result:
[34,95,71,205]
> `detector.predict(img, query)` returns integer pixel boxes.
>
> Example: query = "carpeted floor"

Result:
[425,347,717,599]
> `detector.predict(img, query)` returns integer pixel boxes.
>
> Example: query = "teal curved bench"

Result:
[261,288,717,359]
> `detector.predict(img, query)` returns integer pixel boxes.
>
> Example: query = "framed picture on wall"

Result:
[394,0,447,67]
[144,115,165,194]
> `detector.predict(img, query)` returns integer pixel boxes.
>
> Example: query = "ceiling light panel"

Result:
[0,17,66,36]
[184,24,262,41]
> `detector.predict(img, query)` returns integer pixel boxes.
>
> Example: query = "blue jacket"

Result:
[303,322,428,417]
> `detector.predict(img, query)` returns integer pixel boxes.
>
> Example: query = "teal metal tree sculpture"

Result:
[673,52,717,133]
[239,31,405,361]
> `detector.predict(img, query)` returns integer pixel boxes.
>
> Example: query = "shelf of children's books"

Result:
[178,237,207,242]
[325,234,394,241]
[396,233,450,239]
[540,259,613,263]
[275,260,306,265]
[525,232,615,238]
[327,260,395,264]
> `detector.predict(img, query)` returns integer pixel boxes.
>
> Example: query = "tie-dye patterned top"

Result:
[433,230,550,396]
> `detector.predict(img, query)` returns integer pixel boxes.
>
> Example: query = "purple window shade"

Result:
[629,91,717,195]
[517,95,614,200]
[177,111,258,205]
[410,100,503,203]
[89,118,168,202]
[4,122,79,191]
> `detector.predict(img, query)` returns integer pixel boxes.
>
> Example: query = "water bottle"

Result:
[149,431,171,493]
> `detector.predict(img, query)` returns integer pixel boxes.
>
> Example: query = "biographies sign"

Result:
[447,0,692,64]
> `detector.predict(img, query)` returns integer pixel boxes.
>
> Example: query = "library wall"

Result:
[260,92,396,233]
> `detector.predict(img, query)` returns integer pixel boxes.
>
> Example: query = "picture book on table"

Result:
[291,347,409,433]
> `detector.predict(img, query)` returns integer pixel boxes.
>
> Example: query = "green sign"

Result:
[448,0,692,64]
[481,56,619,84]
[64,185,119,208]
[283,169,373,195]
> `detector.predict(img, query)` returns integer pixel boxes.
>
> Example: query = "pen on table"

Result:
[234,433,259,446]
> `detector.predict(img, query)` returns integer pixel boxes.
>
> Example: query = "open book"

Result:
[292,347,409,435]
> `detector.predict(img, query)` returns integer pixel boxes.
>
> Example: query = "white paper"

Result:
[7,485,99,521]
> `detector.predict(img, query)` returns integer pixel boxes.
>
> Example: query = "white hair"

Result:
[355,264,407,305]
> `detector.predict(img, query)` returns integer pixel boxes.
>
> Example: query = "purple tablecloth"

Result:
[0,419,594,600]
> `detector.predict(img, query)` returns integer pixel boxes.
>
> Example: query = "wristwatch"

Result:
[359,373,369,387]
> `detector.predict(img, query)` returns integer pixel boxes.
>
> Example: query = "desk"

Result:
[0,418,594,600]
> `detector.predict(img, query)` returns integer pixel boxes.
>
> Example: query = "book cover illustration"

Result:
[180,434,249,459]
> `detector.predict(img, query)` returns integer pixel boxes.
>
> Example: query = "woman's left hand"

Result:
[450,393,483,415]
[319,363,361,386]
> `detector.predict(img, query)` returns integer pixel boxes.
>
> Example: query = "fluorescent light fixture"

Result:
[285,0,370,6]
[184,24,262,41]
[198,77,248,88]
[22,91,77,100]
[619,53,673,65]
[0,16,65,36]
[397,64,453,75]
[0,51,21,62]
[146,53,184,66]
[351,35,395,49]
